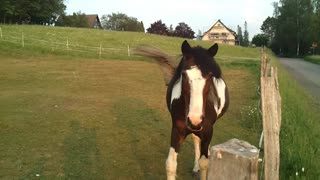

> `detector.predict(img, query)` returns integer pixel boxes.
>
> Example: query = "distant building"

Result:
[85,14,102,29]
[56,14,102,29]
[202,20,238,45]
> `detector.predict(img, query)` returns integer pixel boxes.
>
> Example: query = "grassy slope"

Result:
[0,25,263,179]
[304,55,320,65]
[269,50,320,179]
[0,25,260,60]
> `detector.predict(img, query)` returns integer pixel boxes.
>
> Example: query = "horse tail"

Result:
[133,45,176,86]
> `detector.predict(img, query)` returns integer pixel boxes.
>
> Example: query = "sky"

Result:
[65,0,277,39]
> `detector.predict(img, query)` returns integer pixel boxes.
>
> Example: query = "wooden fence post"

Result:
[207,139,259,180]
[260,48,281,180]
[0,27,2,39]
[22,32,24,47]
[99,43,102,59]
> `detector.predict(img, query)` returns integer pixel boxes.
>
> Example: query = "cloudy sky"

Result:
[65,0,277,39]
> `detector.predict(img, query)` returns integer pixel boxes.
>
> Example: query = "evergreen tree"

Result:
[237,25,243,46]
[243,21,250,47]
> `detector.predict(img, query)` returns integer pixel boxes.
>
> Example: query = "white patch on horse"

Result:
[192,134,201,173]
[186,67,206,126]
[170,75,182,108]
[166,147,178,180]
[213,77,226,116]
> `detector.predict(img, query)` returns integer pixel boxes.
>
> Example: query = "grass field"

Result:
[1,25,319,179]
[0,25,262,179]
[303,55,320,65]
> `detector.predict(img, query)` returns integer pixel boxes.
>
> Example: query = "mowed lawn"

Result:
[0,55,261,179]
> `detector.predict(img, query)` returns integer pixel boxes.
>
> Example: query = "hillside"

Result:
[0,25,260,61]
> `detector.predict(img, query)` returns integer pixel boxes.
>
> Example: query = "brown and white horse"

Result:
[135,40,229,180]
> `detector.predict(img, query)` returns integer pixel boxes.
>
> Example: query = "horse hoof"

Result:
[192,170,200,179]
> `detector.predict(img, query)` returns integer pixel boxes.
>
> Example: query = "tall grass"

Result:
[269,52,320,179]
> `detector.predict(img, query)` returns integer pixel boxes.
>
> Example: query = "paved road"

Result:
[278,58,320,102]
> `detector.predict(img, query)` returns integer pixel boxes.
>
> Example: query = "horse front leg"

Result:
[198,128,213,180]
[192,133,201,176]
[166,126,186,180]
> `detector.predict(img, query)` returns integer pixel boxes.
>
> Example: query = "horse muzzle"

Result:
[186,117,203,132]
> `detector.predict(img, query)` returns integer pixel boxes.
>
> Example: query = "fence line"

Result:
[260,48,281,180]
[0,29,131,58]
[0,28,261,61]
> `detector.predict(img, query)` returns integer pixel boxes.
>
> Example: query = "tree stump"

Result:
[207,139,259,180]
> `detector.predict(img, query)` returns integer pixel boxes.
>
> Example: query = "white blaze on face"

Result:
[186,67,206,126]
[213,77,226,116]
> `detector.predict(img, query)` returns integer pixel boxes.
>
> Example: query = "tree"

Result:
[243,21,250,47]
[101,12,144,32]
[168,24,174,36]
[311,0,320,44]
[237,25,243,46]
[147,20,169,36]
[55,11,89,28]
[196,30,202,40]
[261,16,277,45]
[269,0,313,56]
[173,22,195,39]
[0,0,65,24]
[252,34,269,47]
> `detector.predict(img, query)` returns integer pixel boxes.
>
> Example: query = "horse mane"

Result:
[188,46,222,78]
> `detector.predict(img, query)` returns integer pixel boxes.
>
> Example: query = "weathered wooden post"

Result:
[260,49,281,180]
[207,139,259,180]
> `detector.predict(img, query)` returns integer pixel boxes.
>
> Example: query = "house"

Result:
[56,14,102,29]
[85,14,102,29]
[202,20,238,45]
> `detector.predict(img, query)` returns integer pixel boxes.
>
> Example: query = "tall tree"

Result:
[101,12,144,32]
[261,16,277,45]
[243,21,250,47]
[311,0,320,44]
[237,25,243,46]
[146,20,169,36]
[173,22,195,39]
[272,0,313,56]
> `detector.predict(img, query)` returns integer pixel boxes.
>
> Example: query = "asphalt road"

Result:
[278,58,320,103]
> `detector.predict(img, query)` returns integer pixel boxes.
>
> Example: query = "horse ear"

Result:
[181,40,192,55]
[208,43,218,57]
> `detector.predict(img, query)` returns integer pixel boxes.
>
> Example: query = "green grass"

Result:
[0,25,263,179]
[304,55,320,65]
[268,51,320,179]
[0,25,260,60]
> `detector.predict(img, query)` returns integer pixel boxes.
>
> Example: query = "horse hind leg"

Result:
[191,134,201,177]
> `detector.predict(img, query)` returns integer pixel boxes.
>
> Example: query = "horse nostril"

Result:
[187,117,202,131]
